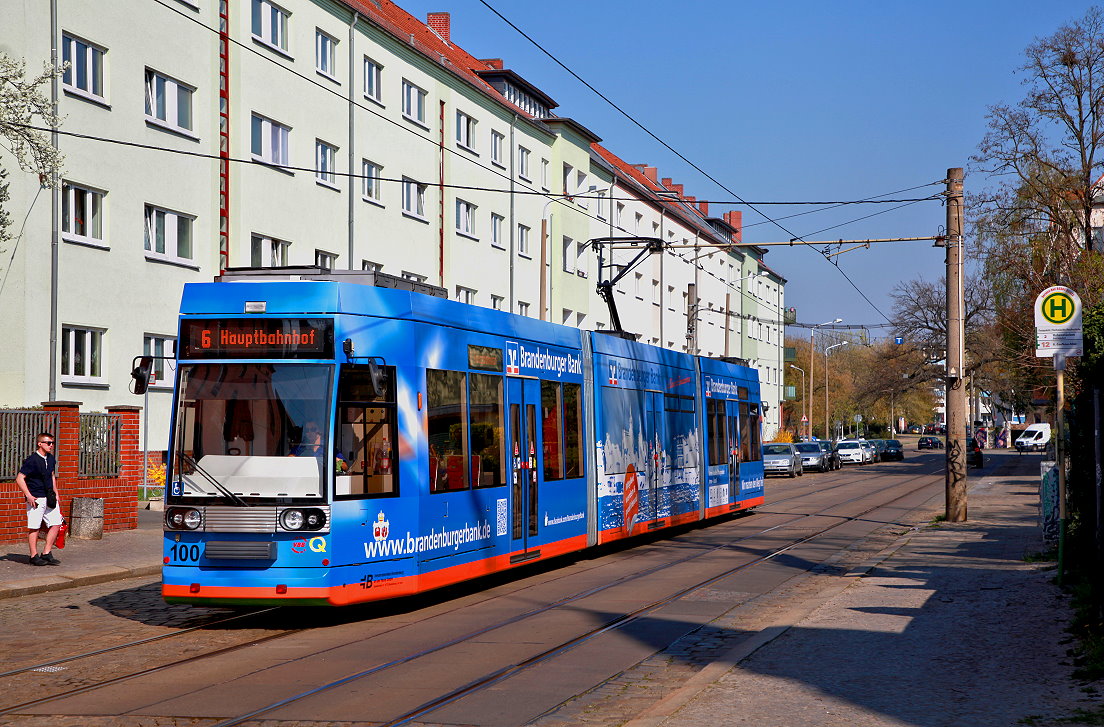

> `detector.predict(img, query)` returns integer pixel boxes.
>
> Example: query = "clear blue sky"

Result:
[398,0,1098,336]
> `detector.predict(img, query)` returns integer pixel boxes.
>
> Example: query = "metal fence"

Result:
[0,410,60,479]
[79,413,121,477]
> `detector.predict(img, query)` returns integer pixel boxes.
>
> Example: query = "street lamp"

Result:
[825,341,849,441]
[789,364,805,438]
[809,318,842,437]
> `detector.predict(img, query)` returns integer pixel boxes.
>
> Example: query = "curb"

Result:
[0,564,161,600]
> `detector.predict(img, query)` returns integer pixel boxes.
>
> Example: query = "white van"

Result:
[1015,423,1052,452]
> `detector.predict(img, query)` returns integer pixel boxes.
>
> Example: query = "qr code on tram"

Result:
[496,498,508,537]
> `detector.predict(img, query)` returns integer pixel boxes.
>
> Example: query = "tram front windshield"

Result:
[170,363,333,503]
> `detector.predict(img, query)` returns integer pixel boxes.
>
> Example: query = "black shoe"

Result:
[41,553,60,566]
[30,555,46,566]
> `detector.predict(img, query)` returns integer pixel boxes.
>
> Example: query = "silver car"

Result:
[762,443,803,477]
[794,442,829,472]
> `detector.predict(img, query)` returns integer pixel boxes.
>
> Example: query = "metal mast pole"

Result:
[945,167,967,521]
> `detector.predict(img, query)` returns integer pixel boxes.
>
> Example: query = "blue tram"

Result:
[161,269,764,606]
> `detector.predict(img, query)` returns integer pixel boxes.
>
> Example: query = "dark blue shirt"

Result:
[18,452,56,498]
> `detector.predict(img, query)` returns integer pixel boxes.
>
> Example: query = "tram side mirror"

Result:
[367,358,386,399]
[131,355,154,395]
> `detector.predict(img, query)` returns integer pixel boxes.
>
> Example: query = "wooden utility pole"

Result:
[945,168,968,521]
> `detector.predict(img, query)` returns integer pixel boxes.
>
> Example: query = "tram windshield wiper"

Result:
[178,452,250,507]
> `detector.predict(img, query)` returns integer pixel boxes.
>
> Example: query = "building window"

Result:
[491,294,504,310]
[362,160,383,203]
[576,241,587,278]
[402,178,426,219]
[401,270,427,283]
[652,279,660,305]
[362,260,382,272]
[596,190,607,220]
[315,249,338,269]
[562,163,574,198]
[634,272,643,299]
[517,224,530,256]
[456,111,477,152]
[561,308,573,326]
[562,236,574,273]
[364,57,383,102]
[251,113,290,167]
[491,131,504,167]
[251,234,289,267]
[518,301,530,317]
[517,146,530,180]
[577,172,589,208]
[315,29,338,79]
[455,286,476,304]
[490,213,505,249]
[315,139,338,187]
[541,159,549,191]
[456,199,477,238]
[251,0,289,53]
[61,182,104,246]
[61,33,106,102]
[615,202,624,228]
[61,326,104,383]
[144,205,194,264]
[144,70,193,134]
[143,335,175,385]
[401,79,426,125]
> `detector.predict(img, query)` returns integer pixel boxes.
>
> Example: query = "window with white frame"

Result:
[596,190,607,220]
[315,139,338,187]
[144,69,193,134]
[562,163,574,197]
[363,57,383,102]
[251,113,290,166]
[315,29,338,79]
[562,236,574,273]
[362,260,382,272]
[401,79,426,125]
[576,241,587,277]
[518,301,530,317]
[576,312,586,329]
[315,249,338,269]
[456,111,477,152]
[576,171,588,207]
[615,202,624,228]
[652,279,660,305]
[362,160,383,203]
[251,0,289,53]
[456,199,477,238]
[61,326,104,383]
[490,213,505,249]
[491,131,504,167]
[634,272,643,299]
[491,294,504,310]
[143,334,175,385]
[61,181,104,245]
[517,224,530,256]
[144,205,194,264]
[667,285,675,310]
[541,159,549,190]
[455,286,476,304]
[251,233,289,267]
[517,146,530,180]
[634,212,643,234]
[62,33,106,102]
[402,178,426,219]
[562,308,573,326]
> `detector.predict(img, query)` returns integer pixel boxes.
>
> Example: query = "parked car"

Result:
[1014,423,1051,453]
[917,436,943,450]
[762,443,803,477]
[835,440,866,465]
[795,442,830,472]
[881,439,905,461]
[908,425,923,434]
[868,439,886,462]
[858,440,876,463]
[817,440,841,470]
[967,442,984,468]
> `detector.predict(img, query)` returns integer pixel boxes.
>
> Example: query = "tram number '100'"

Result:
[169,543,202,563]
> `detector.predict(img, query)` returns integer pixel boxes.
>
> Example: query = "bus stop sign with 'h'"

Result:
[1034,286,1082,358]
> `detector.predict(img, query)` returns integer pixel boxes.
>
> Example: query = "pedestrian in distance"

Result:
[15,432,62,566]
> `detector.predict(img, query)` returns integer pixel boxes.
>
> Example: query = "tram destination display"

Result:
[180,318,335,359]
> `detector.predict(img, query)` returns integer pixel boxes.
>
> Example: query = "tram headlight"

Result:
[166,507,202,531]
[279,508,327,531]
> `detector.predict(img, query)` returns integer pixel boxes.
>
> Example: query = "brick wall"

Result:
[0,401,140,544]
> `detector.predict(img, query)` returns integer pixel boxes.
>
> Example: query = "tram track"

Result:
[2,458,944,722]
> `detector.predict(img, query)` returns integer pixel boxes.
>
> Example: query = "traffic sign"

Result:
[801,415,808,423]
[1035,286,1082,357]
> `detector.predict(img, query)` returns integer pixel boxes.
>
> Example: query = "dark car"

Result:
[868,439,886,462]
[967,443,984,469]
[917,436,943,450]
[881,439,905,461]
[817,440,841,470]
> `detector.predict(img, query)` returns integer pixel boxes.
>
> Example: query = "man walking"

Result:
[15,432,62,566]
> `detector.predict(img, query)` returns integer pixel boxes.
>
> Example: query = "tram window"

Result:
[747,403,763,461]
[599,386,646,475]
[563,383,582,478]
[739,402,755,463]
[427,369,469,492]
[707,398,726,466]
[541,381,563,480]
[664,395,696,469]
[470,373,504,488]
[336,364,398,499]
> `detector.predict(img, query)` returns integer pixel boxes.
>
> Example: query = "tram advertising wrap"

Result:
[160,273,764,606]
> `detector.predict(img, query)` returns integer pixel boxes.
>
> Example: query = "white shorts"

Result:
[26,498,62,529]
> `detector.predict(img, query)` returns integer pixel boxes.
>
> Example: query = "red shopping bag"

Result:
[55,520,67,549]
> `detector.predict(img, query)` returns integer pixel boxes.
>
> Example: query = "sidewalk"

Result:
[0,502,163,599]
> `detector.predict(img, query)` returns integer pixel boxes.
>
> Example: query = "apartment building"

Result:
[0,0,785,443]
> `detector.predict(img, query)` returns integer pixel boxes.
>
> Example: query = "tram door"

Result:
[644,391,663,525]
[507,377,542,559]
[726,400,742,502]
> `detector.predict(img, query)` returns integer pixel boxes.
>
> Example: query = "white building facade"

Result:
[0,0,786,446]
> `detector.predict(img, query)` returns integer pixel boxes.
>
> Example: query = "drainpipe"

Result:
[438,100,446,287]
[49,0,59,401]
[347,12,360,269]
[508,114,516,312]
